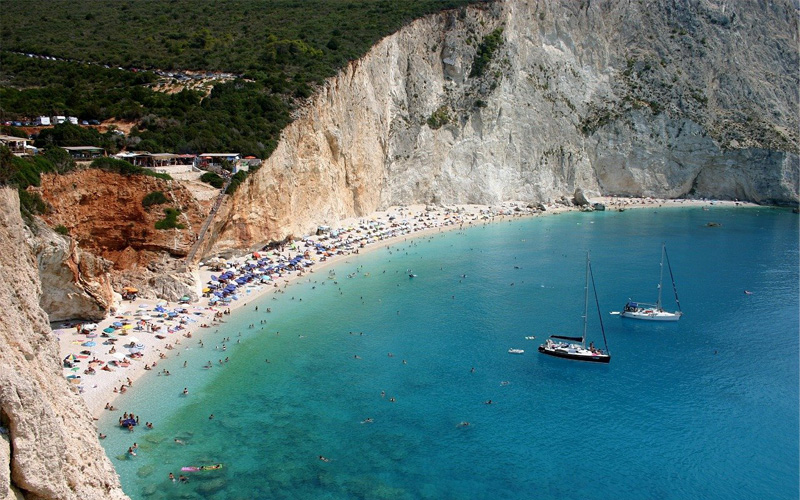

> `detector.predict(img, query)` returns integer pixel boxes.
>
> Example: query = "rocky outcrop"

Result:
[212,0,798,252]
[109,252,198,303]
[31,224,115,322]
[0,187,128,500]
[28,168,211,313]
[34,169,207,266]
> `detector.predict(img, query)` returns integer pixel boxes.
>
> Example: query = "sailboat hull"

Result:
[537,344,610,363]
[620,309,681,321]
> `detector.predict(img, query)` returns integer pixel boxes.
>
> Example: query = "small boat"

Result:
[524,336,536,340]
[618,243,682,322]
[508,348,525,354]
[408,274,417,278]
[539,252,610,363]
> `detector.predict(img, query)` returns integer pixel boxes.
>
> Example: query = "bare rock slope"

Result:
[214,0,798,251]
[0,188,128,500]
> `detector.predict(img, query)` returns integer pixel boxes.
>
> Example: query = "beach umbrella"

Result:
[111,353,126,361]
[140,315,152,320]
[81,341,96,347]
[122,324,133,330]
[82,323,98,331]
[112,321,123,327]
[86,333,98,338]
[138,304,149,309]
[103,327,115,333]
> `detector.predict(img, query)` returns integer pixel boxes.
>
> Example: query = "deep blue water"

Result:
[100,207,799,500]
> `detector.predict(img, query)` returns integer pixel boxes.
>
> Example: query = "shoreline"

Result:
[55,196,756,421]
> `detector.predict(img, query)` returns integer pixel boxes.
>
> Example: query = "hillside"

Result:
[210,0,799,250]
[0,0,483,160]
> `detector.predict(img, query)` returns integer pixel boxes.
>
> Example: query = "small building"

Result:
[36,116,51,126]
[62,146,106,160]
[67,116,78,125]
[52,116,66,125]
[113,152,196,170]
[197,153,241,169]
[0,135,33,155]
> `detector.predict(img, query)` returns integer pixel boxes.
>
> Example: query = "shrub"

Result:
[200,172,225,189]
[54,224,70,236]
[470,27,504,78]
[142,191,168,207]
[426,105,450,130]
[90,157,172,180]
[155,207,186,230]
[18,189,47,216]
[225,170,247,195]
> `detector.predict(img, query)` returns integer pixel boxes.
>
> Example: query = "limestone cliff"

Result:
[0,187,128,500]
[212,0,798,252]
[31,224,115,322]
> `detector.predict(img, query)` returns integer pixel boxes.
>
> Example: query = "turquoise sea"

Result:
[100,207,799,500]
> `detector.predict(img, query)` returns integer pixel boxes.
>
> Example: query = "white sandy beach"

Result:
[55,196,752,422]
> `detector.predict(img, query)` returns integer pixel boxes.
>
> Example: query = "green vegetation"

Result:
[426,105,451,129]
[34,122,120,151]
[470,27,504,78]
[142,191,169,207]
[54,224,70,236]
[155,207,186,230]
[200,172,225,189]
[0,145,52,219]
[226,170,247,194]
[0,125,28,138]
[1,0,484,164]
[89,157,172,180]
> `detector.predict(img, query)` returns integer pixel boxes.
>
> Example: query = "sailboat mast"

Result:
[582,252,589,347]
[664,245,682,313]
[657,243,665,310]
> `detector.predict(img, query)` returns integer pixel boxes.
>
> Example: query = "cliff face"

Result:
[32,169,208,306]
[32,224,115,322]
[35,170,206,265]
[213,0,798,251]
[0,188,128,500]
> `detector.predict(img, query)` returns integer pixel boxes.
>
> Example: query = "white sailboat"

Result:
[618,243,682,321]
[538,252,610,363]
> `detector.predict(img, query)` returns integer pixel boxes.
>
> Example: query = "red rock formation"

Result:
[34,170,209,269]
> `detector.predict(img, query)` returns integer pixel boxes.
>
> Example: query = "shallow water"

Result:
[100,207,799,500]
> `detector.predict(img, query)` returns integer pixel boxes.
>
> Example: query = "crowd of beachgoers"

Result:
[53,196,753,443]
